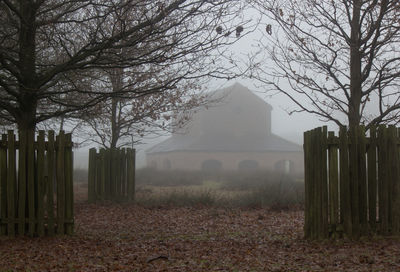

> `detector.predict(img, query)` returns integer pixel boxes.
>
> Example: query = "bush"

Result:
[219,169,289,190]
[135,188,218,207]
[134,168,304,209]
[232,176,305,209]
[135,168,205,187]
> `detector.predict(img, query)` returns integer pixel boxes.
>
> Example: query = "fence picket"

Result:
[305,125,400,239]
[100,149,106,200]
[311,128,319,239]
[56,132,66,235]
[17,132,27,235]
[27,130,35,236]
[0,130,73,237]
[89,148,135,202]
[37,131,45,236]
[47,131,55,236]
[304,131,311,239]
[6,131,15,236]
[328,131,339,234]
[116,149,122,200]
[378,125,389,234]
[358,126,368,236]
[394,127,400,234]
[387,126,400,234]
[128,148,136,202]
[88,148,96,203]
[121,149,127,199]
[339,126,352,237]
[349,128,360,238]
[321,127,329,239]
[65,133,73,235]
[0,134,6,235]
[367,126,377,232]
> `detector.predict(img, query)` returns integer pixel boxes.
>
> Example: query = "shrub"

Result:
[135,168,205,187]
[219,169,287,191]
[134,168,304,209]
[135,188,218,207]
[232,176,305,209]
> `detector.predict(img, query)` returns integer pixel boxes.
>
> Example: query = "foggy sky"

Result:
[73,7,332,169]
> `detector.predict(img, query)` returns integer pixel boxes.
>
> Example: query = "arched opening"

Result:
[149,160,157,169]
[274,159,294,174]
[238,160,259,170]
[201,159,222,172]
[163,159,171,170]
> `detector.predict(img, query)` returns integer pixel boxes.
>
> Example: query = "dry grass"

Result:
[75,168,304,210]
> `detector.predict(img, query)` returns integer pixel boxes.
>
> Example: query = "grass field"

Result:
[132,169,305,209]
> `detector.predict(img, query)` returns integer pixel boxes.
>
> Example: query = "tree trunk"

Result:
[110,96,119,149]
[109,68,124,149]
[15,97,38,131]
[349,0,362,130]
[17,1,38,132]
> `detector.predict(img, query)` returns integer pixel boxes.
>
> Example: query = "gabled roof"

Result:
[146,132,302,153]
[211,82,272,110]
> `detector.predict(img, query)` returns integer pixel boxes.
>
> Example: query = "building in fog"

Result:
[146,83,303,174]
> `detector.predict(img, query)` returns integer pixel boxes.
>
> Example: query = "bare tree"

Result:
[76,67,210,149]
[251,0,400,130]
[0,0,250,131]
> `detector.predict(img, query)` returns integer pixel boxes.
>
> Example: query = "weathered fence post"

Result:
[393,127,400,234]
[358,126,368,236]
[6,130,15,237]
[305,125,400,239]
[0,130,74,237]
[303,130,311,239]
[328,131,339,236]
[17,131,27,236]
[127,148,136,202]
[339,126,352,238]
[88,148,136,202]
[65,133,74,235]
[47,130,55,236]
[88,148,96,203]
[0,134,7,236]
[37,130,45,236]
[367,126,377,232]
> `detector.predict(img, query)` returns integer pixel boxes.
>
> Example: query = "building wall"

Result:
[146,150,304,174]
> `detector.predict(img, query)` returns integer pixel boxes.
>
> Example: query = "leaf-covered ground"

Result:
[1,202,400,272]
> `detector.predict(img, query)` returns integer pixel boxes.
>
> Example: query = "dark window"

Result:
[238,160,259,170]
[201,159,222,172]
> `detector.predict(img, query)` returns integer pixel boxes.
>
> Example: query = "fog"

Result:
[73,82,329,172]
[73,8,335,170]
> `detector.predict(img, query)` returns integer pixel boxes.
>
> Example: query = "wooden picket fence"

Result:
[0,130,74,237]
[304,125,400,239]
[88,148,135,202]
